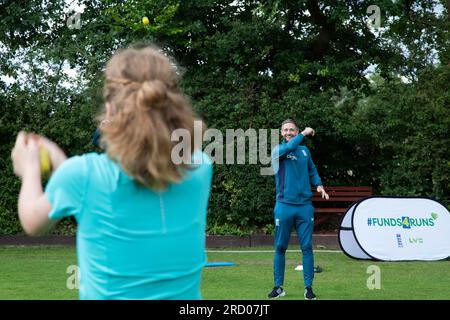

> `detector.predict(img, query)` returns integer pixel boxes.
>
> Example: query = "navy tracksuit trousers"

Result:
[273,201,315,288]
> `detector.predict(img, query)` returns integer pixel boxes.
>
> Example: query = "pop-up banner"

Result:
[339,196,450,261]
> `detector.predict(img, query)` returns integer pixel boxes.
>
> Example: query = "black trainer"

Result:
[314,265,323,273]
[267,286,285,299]
[304,286,317,300]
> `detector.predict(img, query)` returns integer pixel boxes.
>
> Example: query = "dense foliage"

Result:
[0,0,448,234]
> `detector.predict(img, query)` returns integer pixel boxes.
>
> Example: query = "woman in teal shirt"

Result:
[11,45,213,299]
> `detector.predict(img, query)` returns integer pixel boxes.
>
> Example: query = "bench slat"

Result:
[313,197,370,202]
[315,208,347,213]
[314,186,373,191]
[313,192,372,196]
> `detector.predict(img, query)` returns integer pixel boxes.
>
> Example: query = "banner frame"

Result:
[338,197,373,260]
[340,195,450,261]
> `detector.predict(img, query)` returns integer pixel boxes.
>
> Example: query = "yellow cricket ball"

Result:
[39,146,51,177]
[142,16,149,25]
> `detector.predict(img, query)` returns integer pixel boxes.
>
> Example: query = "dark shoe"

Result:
[314,265,323,273]
[304,286,317,300]
[267,286,285,299]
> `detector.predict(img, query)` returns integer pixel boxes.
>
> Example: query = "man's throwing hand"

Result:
[301,127,315,136]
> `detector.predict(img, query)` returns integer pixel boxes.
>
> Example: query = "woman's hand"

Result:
[11,132,40,179]
[317,185,329,200]
[11,132,67,178]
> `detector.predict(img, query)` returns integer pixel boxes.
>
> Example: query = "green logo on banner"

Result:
[402,217,410,229]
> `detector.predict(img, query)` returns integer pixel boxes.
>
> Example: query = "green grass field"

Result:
[0,246,449,300]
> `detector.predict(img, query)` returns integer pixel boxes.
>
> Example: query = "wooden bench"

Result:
[312,186,373,228]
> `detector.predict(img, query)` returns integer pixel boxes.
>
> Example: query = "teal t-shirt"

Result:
[45,152,212,300]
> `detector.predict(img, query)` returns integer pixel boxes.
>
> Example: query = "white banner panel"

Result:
[339,203,371,260]
[352,197,450,261]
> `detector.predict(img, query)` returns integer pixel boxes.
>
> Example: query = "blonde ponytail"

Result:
[99,46,202,190]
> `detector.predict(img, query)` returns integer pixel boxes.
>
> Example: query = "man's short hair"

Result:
[281,118,298,129]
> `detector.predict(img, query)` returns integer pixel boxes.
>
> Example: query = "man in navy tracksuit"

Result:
[268,119,329,300]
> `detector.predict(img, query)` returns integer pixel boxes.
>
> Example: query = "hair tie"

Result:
[138,79,168,109]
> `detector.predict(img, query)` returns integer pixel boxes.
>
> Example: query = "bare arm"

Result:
[18,171,56,235]
[11,132,67,235]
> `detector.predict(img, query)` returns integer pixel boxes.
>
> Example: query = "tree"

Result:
[0,0,448,234]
